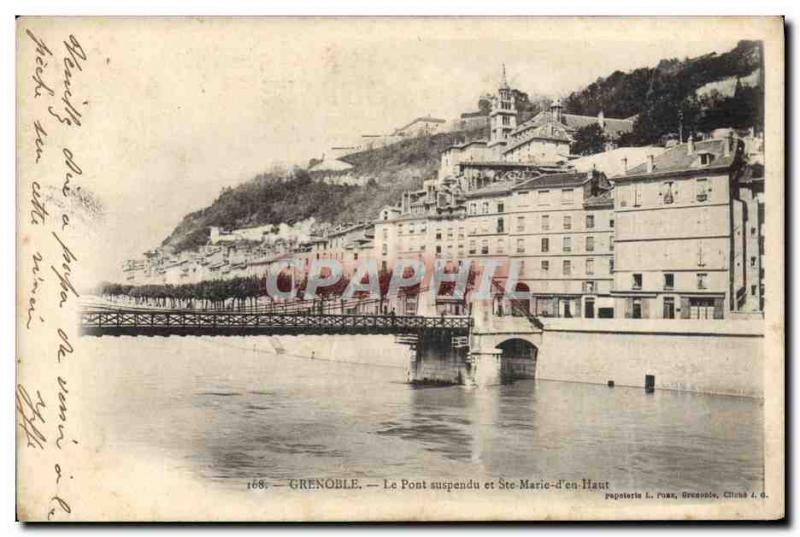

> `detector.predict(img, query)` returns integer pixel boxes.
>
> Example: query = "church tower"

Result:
[489,64,517,147]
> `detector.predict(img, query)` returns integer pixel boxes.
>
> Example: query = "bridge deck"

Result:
[80,309,472,337]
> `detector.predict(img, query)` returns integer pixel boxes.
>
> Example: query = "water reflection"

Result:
[85,336,764,491]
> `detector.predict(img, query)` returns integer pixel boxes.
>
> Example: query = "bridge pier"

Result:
[409,331,470,385]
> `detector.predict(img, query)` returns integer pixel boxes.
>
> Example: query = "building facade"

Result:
[610,135,761,319]
[507,171,615,318]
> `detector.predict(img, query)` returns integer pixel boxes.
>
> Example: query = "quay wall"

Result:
[536,319,765,398]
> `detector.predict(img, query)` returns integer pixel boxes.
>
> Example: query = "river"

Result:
[82,335,764,493]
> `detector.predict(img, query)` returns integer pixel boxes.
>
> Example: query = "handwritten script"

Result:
[18,27,90,521]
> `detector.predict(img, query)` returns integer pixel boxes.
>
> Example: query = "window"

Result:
[609,259,614,272]
[663,297,675,319]
[541,260,549,273]
[586,236,594,252]
[435,245,442,254]
[496,218,504,233]
[561,189,574,205]
[446,228,453,239]
[482,202,489,214]
[468,240,476,255]
[661,181,675,204]
[435,229,442,240]
[469,203,476,215]
[381,244,388,255]
[496,241,504,254]
[699,153,714,166]
[541,238,549,253]
[586,258,594,275]
[750,256,757,267]
[516,216,525,232]
[586,215,595,229]
[563,215,572,230]
[516,238,525,253]
[664,273,675,290]
[633,273,642,290]
[353,252,359,260]
[583,281,596,293]
[696,178,709,202]
[382,228,388,238]
[538,190,550,206]
[610,218,615,229]
[634,183,642,207]
[481,240,489,255]
[542,214,550,230]
[562,236,571,252]
[697,273,708,290]
[563,260,571,276]
[628,298,642,319]
[497,202,505,213]
[751,285,757,296]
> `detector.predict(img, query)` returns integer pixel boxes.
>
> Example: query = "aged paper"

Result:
[16,16,784,521]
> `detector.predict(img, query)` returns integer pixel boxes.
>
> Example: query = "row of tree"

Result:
[97,264,484,312]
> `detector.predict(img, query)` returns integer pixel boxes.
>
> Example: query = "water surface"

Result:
[85,335,764,492]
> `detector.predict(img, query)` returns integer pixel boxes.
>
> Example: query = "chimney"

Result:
[621,157,628,173]
[646,154,654,173]
[687,135,695,155]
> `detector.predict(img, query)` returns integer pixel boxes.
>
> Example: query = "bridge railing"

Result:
[83,295,388,316]
[80,309,472,334]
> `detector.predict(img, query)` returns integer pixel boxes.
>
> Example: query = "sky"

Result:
[19,18,751,277]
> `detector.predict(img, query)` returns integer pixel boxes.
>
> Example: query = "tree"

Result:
[570,124,607,156]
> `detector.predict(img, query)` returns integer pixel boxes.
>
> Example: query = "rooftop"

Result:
[512,171,593,191]
[524,110,635,139]
[615,138,738,180]
[465,180,520,198]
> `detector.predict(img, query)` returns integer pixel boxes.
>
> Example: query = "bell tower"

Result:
[489,64,517,147]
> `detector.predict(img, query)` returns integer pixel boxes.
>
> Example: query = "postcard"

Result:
[16,16,784,521]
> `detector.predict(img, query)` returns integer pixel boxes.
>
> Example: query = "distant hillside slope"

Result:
[564,40,763,144]
[160,127,487,253]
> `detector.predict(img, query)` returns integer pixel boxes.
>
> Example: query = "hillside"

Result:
[564,40,763,144]
[161,126,487,253]
[160,41,764,254]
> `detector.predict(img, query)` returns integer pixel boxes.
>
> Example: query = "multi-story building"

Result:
[506,170,615,318]
[610,134,762,319]
[464,181,513,285]
[309,222,375,277]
